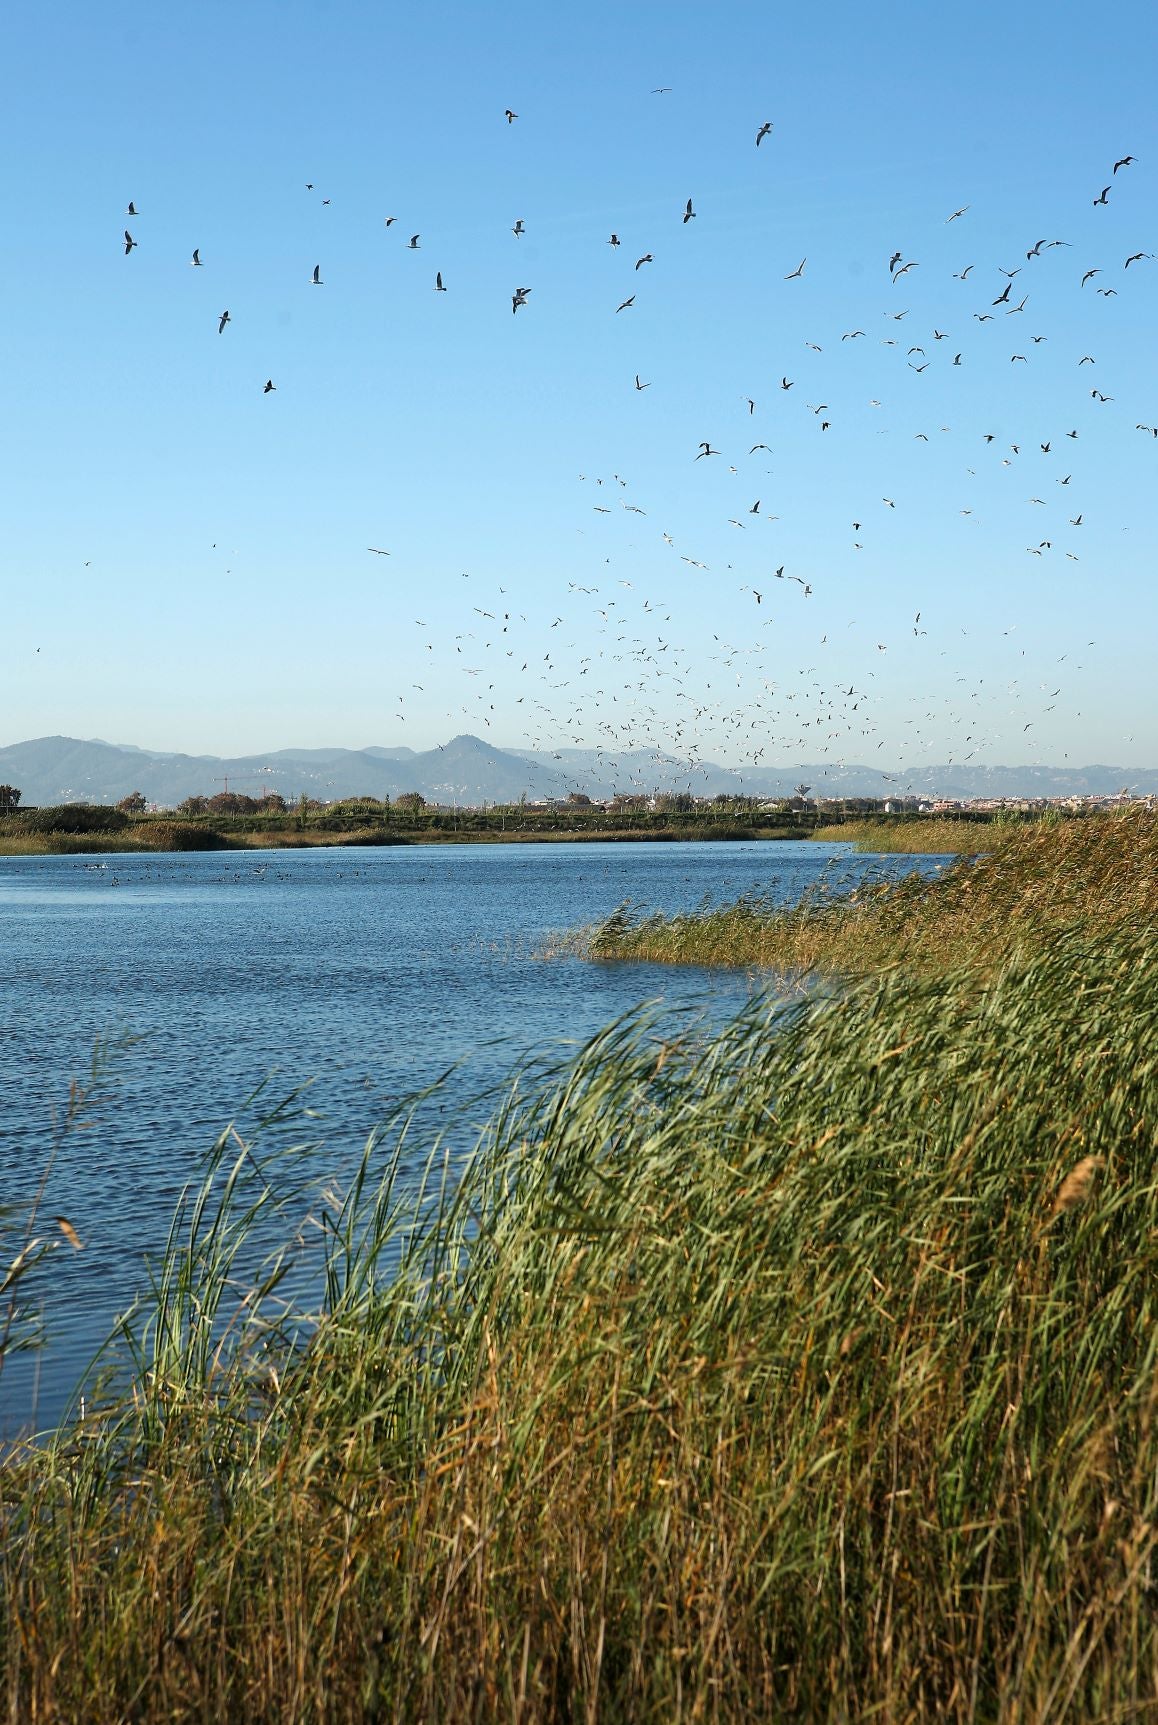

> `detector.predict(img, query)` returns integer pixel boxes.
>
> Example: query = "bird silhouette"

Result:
[784,258,806,280]
[263,379,276,393]
[755,122,773,146]
[190,248,202,267]
[310,264,322,285]
[123,230,137,254]
[505,109,518,123]
[217,309,230,334]
[683,198,696,223]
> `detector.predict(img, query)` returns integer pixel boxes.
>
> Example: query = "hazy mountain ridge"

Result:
[0,735,1154,808]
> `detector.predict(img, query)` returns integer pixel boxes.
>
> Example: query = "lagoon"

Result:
[0,839,940,1430]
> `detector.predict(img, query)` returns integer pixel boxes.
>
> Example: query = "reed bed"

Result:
[2,887,1157,1719]
[817,817,999,854]
[584,808,1156,977]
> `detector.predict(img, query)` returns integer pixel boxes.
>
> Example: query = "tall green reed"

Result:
[3,909,1156,1720]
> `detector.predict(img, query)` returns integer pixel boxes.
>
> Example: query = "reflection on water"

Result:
[0,839,941,1430]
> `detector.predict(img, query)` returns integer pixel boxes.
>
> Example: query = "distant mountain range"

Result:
[0,734,1154,807]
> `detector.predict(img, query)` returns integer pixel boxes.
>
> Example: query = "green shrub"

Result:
[14,804,129,835]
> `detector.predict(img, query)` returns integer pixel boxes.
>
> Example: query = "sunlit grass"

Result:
[2,912,1156,1719]
[583,808,1155,976]
[815,816,998,854]
[3,808,1156,1719]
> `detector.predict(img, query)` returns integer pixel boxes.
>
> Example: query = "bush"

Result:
[14,804,129,835]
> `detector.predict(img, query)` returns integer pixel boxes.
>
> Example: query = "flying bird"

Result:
[784,258,806,279]
[946,205,969,222]
[126,201,138,215]
[1093,186,1110,206]
[217,309,230,334]
[634,374,650,390]
[756,121,773,146]
[694,442,718,459]
[634,253,653,269]
[409,234,420,249]
[263,379,276,393]
[190,248,202,267]
[310,264,322,284]
[505,109,518,123]
[512,219,525,237]
[1113,155,1135,172]
[608,233,620,247]
[123,230,137,253]
[683,198,696,223]
[615,295,635,312]
[435,271,446,291]
[367,547,391,555]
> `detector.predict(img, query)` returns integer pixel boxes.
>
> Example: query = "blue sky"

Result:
[3,0,1155,773]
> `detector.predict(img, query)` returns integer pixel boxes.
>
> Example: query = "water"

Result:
[0,839,942,1430]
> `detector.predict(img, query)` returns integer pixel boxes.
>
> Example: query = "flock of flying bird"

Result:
[114,108,1152,794]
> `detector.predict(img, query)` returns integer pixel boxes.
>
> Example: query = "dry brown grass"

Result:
[585,808,1156,977]
[815,816,998,854]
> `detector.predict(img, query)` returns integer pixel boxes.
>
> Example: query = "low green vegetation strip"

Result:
[585,809,1156,975]
[3,912,1157,1719]
[0,799,1004,854]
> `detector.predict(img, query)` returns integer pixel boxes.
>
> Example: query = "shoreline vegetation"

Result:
[579,808,1154,976]
[3,811,1156,1719]
[0,797,1029,857]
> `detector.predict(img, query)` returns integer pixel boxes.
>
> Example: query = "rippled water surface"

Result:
[0,839,942,1429]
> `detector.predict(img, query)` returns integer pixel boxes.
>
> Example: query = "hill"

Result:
[1,734,1154,808]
